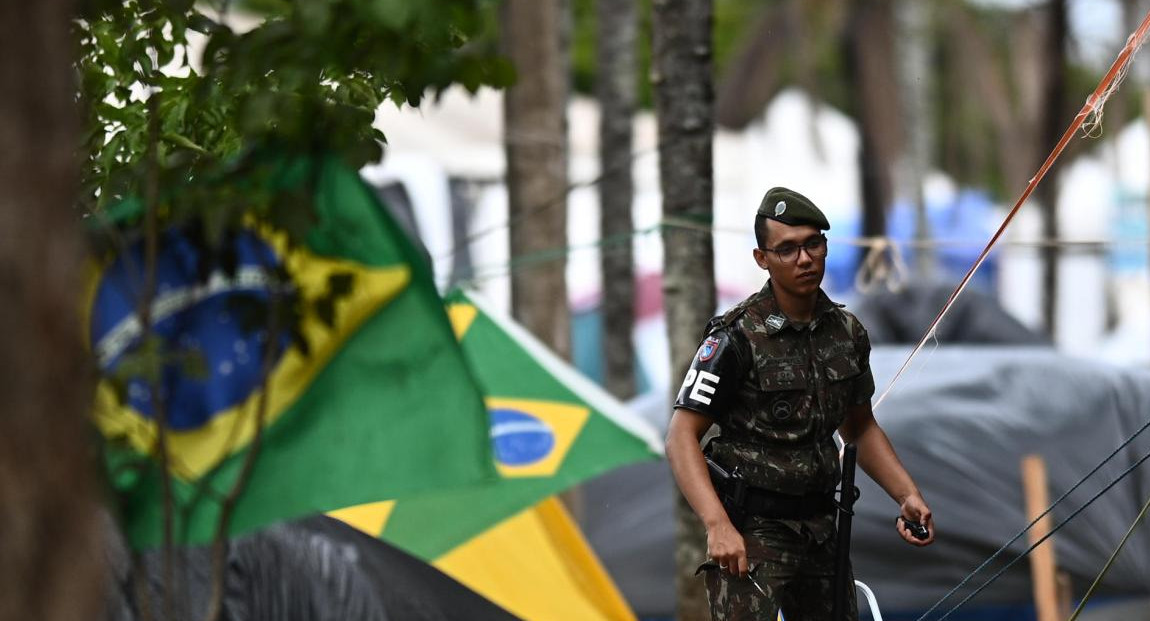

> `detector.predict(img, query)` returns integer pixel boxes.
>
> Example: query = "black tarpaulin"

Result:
[106,515,522,621]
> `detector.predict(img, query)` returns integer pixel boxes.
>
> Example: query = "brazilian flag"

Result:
[89,155,495,548]
[332,290,663,561]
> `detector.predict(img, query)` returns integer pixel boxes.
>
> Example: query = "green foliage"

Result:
[75,0,513,467]
[570,0,765,109]
[570,0,600,100]
[712,0,767,79]
[76,0,513,220]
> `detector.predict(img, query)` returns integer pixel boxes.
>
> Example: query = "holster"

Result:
[704,455,747,529]
[705,454,836,527]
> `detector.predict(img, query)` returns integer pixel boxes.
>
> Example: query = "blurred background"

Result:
[362,0,1150,619]
[373,0,1149,372]
[5,1,1150,620]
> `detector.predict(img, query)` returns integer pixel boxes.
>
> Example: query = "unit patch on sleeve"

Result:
[698,336,720,361]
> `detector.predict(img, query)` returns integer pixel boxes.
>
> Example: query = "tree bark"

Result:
[0,3,105,621]
[842,0,901,256]
[653,0,715,618]
[501,0,571,360]
[1039,0,1067,338]
[597,0,638,400]
[501,0,581,520]
[895,0,935,276]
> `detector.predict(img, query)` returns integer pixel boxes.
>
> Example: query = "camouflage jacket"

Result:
[674,281,875,495]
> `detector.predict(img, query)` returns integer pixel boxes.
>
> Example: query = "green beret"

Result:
[756,186,830,230]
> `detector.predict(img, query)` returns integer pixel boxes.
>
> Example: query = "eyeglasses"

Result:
[762,235,828,263]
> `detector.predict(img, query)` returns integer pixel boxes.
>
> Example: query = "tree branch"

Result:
[201,279,284,621]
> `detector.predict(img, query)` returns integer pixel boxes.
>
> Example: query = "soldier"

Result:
[666,187,935,620]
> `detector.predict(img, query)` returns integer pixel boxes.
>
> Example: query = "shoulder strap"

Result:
[704,289,766,338]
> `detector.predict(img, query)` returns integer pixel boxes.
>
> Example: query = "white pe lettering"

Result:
[681,369,697,392]
[689,371,720,405]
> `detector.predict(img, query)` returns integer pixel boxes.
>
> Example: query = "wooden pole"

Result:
[1057,570,1072,620]
[1022,455,1062,621]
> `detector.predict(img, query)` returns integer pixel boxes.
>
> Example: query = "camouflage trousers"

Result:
[701,518,857,621]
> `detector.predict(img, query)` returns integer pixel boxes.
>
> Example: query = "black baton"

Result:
[832,443,858,621]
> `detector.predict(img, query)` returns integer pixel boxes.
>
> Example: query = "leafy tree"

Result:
[76,0,513,228]
[75,0,515,410]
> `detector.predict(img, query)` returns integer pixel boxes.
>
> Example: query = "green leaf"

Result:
[162,133,208,154]
[488,57,517,88]
[364,0,413,29]
[187,12,226,35]
[178,350,210,381]
[235,0,292,16]
[77,0,513,240]
[290,324,311,357]
[269,188,317,245]
[112,335,166,385]
[295,0,333,35]
[314,296,336,328]
[327,271,355,297]
[165,0,197,15]
[227,293,272,334]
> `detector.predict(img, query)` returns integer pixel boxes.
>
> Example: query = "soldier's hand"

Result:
[897,493,935,546]
[706,519,748,577]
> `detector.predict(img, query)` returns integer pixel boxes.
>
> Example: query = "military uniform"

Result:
[674,281,874,620]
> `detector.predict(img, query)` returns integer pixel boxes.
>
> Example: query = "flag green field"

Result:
[92,155,495,547]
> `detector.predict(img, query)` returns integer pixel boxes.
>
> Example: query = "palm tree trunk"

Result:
[1039,0,1067,338]
[501,0,572,359]
[653,0,716,617]
[0,3,105,620]
[843,0,901,259]
[501,0,581,521]
[895,0,935,276]
[597,0,638,400]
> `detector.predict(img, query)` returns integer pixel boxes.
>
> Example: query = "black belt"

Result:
[743,487,835,520]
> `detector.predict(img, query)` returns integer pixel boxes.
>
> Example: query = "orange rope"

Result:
[874,9,1150,410]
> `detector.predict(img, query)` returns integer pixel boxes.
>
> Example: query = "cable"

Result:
[914,427,1150,621]
[929,448,1150,621]
[436,142,665,263]
[450,211,1150,289]
[915,411,1150,621]
[452,222,664,287]
[440,126,752,264]
[1066,492,1150,621]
